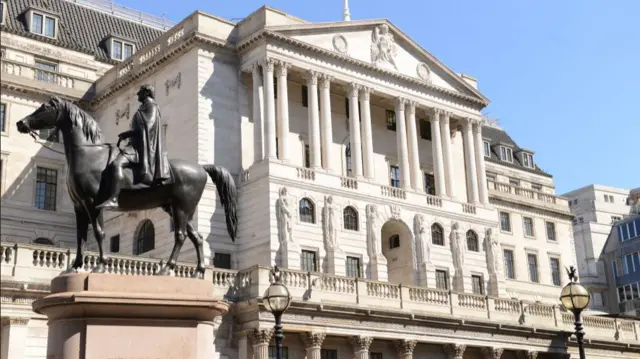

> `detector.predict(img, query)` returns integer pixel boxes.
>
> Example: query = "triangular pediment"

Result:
[267,20,489,105]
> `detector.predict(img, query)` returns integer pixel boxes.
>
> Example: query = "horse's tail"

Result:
[202,164,237,242]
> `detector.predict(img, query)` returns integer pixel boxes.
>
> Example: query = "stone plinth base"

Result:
[33,273,230,359]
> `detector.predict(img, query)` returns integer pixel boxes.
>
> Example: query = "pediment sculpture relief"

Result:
[370,24,398,70]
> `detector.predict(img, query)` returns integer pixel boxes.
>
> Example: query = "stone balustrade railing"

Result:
[2,242,637,344]
[487,179,570,213]
[0,59,94,99]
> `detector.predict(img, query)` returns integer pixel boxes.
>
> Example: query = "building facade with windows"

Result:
[0,1,638,359]
[563,184,633,311]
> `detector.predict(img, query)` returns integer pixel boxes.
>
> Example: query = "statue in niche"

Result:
[276,187,294,244]
[450,221,465,270]
[323,196,338,250]
[370,24,398,70]
[485,228,502,276]
[366,204,383,257]
[413,214,431,264]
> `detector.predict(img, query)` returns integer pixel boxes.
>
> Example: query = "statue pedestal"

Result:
[33,273,230,359]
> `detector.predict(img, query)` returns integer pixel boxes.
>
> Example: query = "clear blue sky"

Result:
[119,0,639,194]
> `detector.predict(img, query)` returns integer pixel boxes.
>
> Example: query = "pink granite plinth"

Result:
[32,273,230,359]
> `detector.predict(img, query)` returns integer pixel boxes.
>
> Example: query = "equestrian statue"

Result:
[16,85,237,279]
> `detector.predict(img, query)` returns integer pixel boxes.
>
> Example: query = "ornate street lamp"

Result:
[264,266,292,359]
[560,266,590,359]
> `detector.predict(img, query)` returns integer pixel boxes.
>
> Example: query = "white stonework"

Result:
[1,2,638,359]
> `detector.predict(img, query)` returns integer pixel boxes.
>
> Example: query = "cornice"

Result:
[489,196,574,220]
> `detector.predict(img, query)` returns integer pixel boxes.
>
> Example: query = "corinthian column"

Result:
[462,119,479,203]
[444,344,466,359]
[473,120,489,204]
[481,347,504,359]
[349,336,373,359]
[249,329,274,359]
[405,101,422,191]
[251,63,264,162]
[307,71,322,169]
[319,74,334,171]
[440,111,457,199]
[275,61,291,162]
[395,339,417,359]
[262,59,277,160]
[359,87,375,179]
[347,83,363,177]
[430,110,446,197]
[300,332,326,359]
[395,98,411,189]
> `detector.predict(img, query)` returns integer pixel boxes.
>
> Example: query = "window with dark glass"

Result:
[389,234,400,249]
[435,269,448,290]
[301,250,317,272]
[386,109,396,131]
[302,85,308,107]
[110,235,120,253]
[370,353,383,359]
[345,142,352,177]
[500,146,513,162]
[268,346,289,359]
[213,252,232,269]
[424,172,435,195]
[500,212,511,232]
[523,217,534,237]
[299,198,315,223]
[35,167,57,211]
[321,349,337,359]
[471,275,484,295]
[431,223,444,246]
[0,103,5,132]
[34,60,57,83]
[545,221,556,241]
[304,144,310,168]
[483,141,491,157]
[389,165,400,187]
[527,253,539,283]
[343,206,358,231]
[111,39,135,61]
[503,249,515,279]
[466,230,479,252]
[346,256,361,278]
[135,220,155,255]
[550,257,561,286]
[419,119,431,140]
[31,12,56,38]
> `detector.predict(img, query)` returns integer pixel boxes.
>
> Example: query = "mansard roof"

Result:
[0,0,164,64]
[482,125,552,178]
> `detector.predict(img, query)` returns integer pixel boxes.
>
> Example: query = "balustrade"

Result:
[1,59,93,98]
[486,179,569,210]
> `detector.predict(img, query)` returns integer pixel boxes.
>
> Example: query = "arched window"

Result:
[33,237,54,245]
[299,198,315,224]
[466,230,479,252]
[431,223,444,246]
[345,142,352,177]
[389,234,400,249]
[135,220,155,255]
[343,206,359,231]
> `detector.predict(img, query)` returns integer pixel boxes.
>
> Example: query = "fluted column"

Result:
[275,61,291,162]
[473,120,489,204]
[319,74,334,171]
[1,317,29,359]
[359,87,375,179]
[349,336,373,359]
[443,344,466,359]
[300,332,326,359]
[481,347,504,359]
[405,101,422,191]
[395,98,411,189]
[249,329,273,359]
[430,110,446,197]
[262,59,277,160]
[307,71,322,169]
[394,339,417,359]
[347,83,363,177]
[251,63,264,162]
[440,111,456,199]
[462,119,480,203]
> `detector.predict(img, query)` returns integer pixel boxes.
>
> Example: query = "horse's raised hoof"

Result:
[157,265,173,276]
[191,268,205,279]
[91,262,107,274]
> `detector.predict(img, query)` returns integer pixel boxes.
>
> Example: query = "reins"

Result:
[28,130,118,156]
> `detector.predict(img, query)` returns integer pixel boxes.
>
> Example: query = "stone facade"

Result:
[1,1,638,359]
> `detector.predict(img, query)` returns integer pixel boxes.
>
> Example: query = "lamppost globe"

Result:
[264,279,292,314]
[560,281,591,312]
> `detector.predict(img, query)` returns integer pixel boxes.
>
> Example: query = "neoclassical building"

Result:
[1,1,638,359]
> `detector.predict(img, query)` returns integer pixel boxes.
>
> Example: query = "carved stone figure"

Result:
[366,204,383,257]
[323,196,338,250]
[485,228,502,275]
[450,221,465,270]
[413,214,431,264]
[276,187,294,244]
[370,24,398,70]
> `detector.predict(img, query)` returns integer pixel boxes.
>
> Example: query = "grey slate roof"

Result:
[1,0,164,64]
[481,125,552,178]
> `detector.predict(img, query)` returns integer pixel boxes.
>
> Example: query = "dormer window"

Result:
[0,1,6,25]
[521,152,534,168]
[499,146,513,163]
[110,38,135,61]
[28,9,58,38]
[483,141,491,157]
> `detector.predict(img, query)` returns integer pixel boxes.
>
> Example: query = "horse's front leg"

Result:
[65,208,89,274]
[90,208,108,273]
[158,209,186,276]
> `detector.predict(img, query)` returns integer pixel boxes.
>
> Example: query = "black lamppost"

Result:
[264,266,292,359]
[559,266,591,359]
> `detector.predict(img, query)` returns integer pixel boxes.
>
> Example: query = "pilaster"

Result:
[300,332,326,359]
[349,336,373,359]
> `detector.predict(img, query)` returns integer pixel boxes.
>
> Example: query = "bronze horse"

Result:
[16,97,237,278]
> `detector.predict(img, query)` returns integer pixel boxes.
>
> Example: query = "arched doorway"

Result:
[380,219,415,285]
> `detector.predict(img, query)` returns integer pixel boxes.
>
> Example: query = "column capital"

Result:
[481,347,504,359]
[406,100,417,115]
[349,336,373,352]
[306,70,319,85]
[299,332,326,349]
[275,61,291,77]
[516,351,538,359]
[348,83,361,97]
[443,344,466,359]
[463,117,475,131]
[394,339,417,355]
[249,328,274,345]
[359,86,373,101]
[261,58,276,72]
[472,119,484,133]
[251,62,262,77]
[395,97,407,111]
[433,108,451,122]
[319,74,333,89]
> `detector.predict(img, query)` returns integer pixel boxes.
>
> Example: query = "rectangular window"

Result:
[268,346,289,359]
[304,144,310,168]
[509,178,520,186]
[34,60,57,83]
[320,349,338,359]
[386,109,396,131]
[625,254,633,274]
[523,217,534,237]
[419,119,431,140]
[546,222,556,241]
[500,146,513,162]
[390,165,400,188]
[634,252,640,273]
[31,12,56,38]
[500,212,511,232]
[423,172,436,196]
[44,16,55,37]
[522,153,534,168]
[370,354,383,359]
[503,249,515,279]
[471,275,484,295]
[618,286,625,303]
[527,253,539,283]
[435,269,449,290]
[550,257,561,286]
[213,252,232,269]
[301,250,317,272]
[302,85,308,107]
[346,256,361,278]
[0,102,5,132]
[483,141,491,157]
[0,2,4,25]
[124,43,134,59]
[109,235,120,253]
[35,167,57,211]
[112,40,123,61]
[531,183,542,191]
